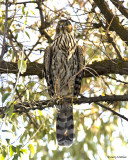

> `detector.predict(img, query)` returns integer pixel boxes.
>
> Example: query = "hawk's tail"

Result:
[56,104,74,146]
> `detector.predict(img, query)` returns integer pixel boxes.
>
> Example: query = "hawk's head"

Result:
[56,20,73,34]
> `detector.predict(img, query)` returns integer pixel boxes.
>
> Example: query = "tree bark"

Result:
[93,0,128,45]
[1,59,128,78]
[1,94,128,122]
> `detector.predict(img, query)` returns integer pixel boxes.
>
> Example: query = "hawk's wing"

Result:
[74,45,85,96]
[44,46,54,97]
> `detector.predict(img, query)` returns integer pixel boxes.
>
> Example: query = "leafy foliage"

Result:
[0,0,128,159]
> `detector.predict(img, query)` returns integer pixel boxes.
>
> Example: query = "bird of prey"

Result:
[44,19,84,146]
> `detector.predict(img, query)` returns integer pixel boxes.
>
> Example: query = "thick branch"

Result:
[37,0,53,43]
[83,59,128,78]
[93,0,128,45]
[0,94,128,121]
[0,59,128,78]
[1,94,128,111]
[0,61,43,77]
[110,0,128,19]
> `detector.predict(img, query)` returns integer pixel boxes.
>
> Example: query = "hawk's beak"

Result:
[60,23,64,31]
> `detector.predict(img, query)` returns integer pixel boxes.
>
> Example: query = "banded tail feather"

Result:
[56,104,74,146]
[74,73,82,96]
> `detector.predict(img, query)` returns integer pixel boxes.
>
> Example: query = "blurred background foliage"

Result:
[0,0,128,159]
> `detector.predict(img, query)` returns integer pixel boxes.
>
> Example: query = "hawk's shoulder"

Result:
[44,45,54,96]
[44,46,52,72]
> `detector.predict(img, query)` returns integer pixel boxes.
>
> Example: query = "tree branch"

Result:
[107,33,122,60]
[37,0,53,43]
[110,0,128,19]
[1,94,128,112]
[0,59,127,77]
[93,0,128,45]
[1,94,128,121]
[1,59,128,78]
[0,60,43,77]
[107,75,128,84]
[0,0,8,60]
[0,1,38,5]
[95,102,128,122]
[83,59,128,78]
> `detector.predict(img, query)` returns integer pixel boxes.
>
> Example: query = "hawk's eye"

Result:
[58,21,63,26]
[65,21,69,25]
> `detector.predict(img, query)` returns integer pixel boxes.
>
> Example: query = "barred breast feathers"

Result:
[51,32,76,57]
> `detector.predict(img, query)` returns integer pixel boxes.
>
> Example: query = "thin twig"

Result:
[0,1,37,5]
[107,75,128,84]
[1,0,8,59]
[107,33,122,60]
[95,102,128,122]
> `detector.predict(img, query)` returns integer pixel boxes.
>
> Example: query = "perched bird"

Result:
[44,19,84,146]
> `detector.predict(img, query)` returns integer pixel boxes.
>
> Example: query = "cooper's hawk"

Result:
[44,20,84,146]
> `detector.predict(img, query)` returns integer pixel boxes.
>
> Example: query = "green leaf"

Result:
[2,130,10,132]
[28,82,36,88]
[25,20,27,25]
[6,139,10,144]
[16,145,22,152]
[13,154,18,160]
[29,144,35,158]
[15,33,18,39]
[8,105,14,117]
[0,154,5,160]
[22,7,25,15]
[1,146,7,158]
[18,60,27,74]
[12,146,16,152]
[38,110,43,116]
[20,149,27,154]
[9,146,13,157]
[25,31,30,39]
[20,15,23,19]
[30,10,35,15]
[2,93,11,103]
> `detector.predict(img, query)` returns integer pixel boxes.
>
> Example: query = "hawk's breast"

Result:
[51,32,78,96]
